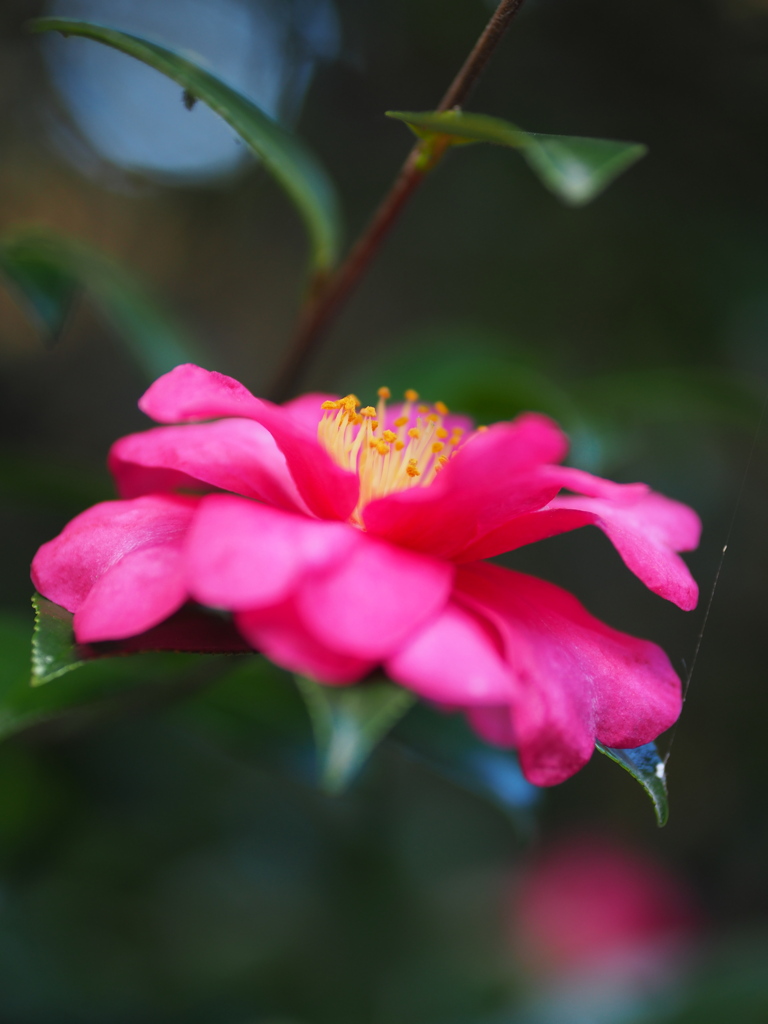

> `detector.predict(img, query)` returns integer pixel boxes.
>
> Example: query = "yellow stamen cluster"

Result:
[318,388,465,523]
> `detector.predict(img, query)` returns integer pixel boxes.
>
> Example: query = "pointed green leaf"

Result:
[31,593,249,687]
[30,17,341,270]
[521,134,647,206]
[0,228,202,378]
[386,109,646,205]
[295,675,416,794]
[596,740,669,827]
[31,593,90,685]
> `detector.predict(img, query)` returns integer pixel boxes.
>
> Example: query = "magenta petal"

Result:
[455,507,597,563]
[362,414,567,559]
[385,600,512,704]
[31,494,198,613]
[465,705,517,747]
[139,364,258,421]
[544,465,650,502]
[456,563,682,786]
[236,600,376,684]
[138,364,359,521]
[186,495,356,611]
[74,544,188,642]
[110,419,309,514]
[282,392,340,431]
[295,535,454,660]
[550,491,701,610]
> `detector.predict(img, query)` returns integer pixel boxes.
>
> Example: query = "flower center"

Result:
[318,387,465,523]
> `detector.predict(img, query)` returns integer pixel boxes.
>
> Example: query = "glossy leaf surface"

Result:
[387,109,646,205]
[596,740,669,827]
[296,675,415,794]
[0,229,201,378]
[31,18,342,269]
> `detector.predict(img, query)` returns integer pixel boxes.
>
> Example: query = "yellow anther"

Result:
[477,425,488,432]
[317,385,460,515]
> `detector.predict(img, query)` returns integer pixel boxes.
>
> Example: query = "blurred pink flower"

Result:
[509,835,699,980]
[32,365,700,785]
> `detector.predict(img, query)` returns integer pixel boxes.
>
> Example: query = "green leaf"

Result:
[31,17,342,270]
[295,675,416,794]
[0,228,202,379]
[596,740,669,827]
[31,593,250,687]
[31,593,90,685]
[386,109,646,205]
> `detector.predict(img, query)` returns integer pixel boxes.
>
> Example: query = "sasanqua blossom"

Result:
[31,364,700,785]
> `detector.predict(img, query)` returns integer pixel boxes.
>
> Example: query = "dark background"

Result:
[1,0,768,1020]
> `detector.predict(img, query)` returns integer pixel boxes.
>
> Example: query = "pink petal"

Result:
[550,490,701,610]
[236,600,376,684]
[294,535,454,660]
[362,414,567,559]
[138,365,358,521]
[385,600,513,704]
[109,419,309,514]
[185,495,356,611]
[282,392,340,431]
[455,465,701,610]
[455,563,682,786]
[74,544,188,642]
[465,705,517,746]
[455,508,596,563]
[31,494,198,613]
[544,465,650,503]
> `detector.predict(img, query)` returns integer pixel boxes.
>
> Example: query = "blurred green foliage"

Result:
[1,0,768,1020]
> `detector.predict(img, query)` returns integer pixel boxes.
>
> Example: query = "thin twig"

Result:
[269,0,528,402]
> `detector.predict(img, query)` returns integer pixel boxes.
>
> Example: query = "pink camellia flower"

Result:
[509,834,699,980]
[31,364,700,785]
